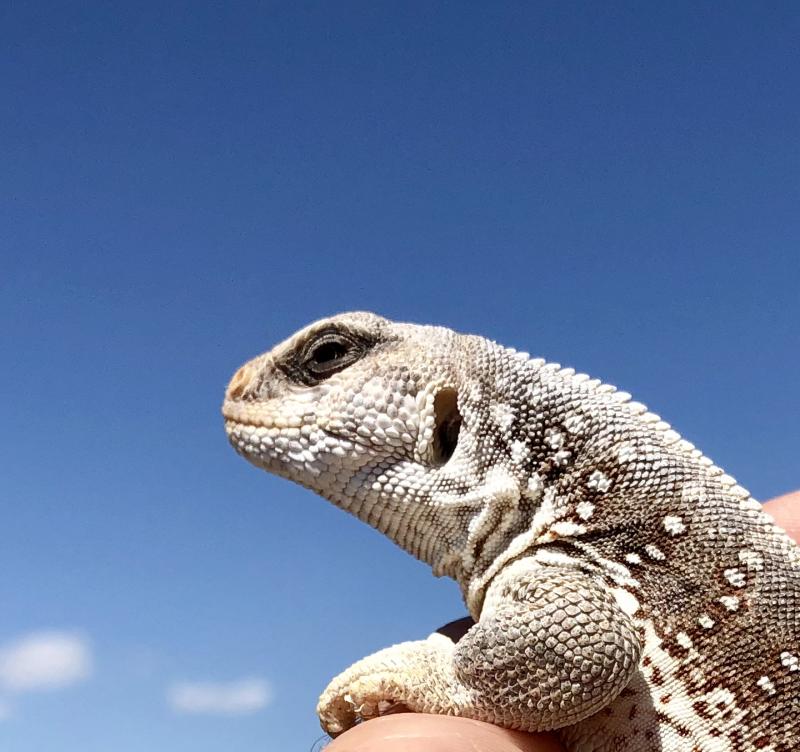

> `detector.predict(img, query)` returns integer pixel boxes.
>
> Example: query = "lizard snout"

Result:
[224,356,280,402]
[226,363,257,401]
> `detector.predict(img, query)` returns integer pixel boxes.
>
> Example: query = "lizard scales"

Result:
[222,312,799,751]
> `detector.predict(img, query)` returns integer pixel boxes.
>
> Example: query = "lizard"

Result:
[221,311,799,751]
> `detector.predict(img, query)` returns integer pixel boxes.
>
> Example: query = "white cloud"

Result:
[167,678,272,715]
[0,631,92,692]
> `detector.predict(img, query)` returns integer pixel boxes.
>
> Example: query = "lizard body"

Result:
[222,312,799,751]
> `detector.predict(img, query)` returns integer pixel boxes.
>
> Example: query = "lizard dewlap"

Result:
[222,311,799,751]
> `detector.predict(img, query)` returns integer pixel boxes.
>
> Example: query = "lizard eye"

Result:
[302,333,364,379]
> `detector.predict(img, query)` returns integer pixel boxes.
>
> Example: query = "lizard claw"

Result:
[317,679,394,736]
[317,691,356,737]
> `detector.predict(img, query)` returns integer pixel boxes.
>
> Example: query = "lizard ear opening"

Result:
[431,388,462,466]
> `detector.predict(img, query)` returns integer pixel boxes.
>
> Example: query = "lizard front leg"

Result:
[317,632,465,736]
[317,565,641,736]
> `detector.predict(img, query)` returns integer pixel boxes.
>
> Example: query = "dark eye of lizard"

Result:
[303,333,363,378]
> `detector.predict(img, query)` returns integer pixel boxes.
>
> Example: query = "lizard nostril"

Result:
[227,365,253,400]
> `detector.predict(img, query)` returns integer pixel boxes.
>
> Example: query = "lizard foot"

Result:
[317,675,407,736]
[317,634,460,737]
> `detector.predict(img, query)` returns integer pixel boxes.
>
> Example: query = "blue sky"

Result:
[1,2,798,750]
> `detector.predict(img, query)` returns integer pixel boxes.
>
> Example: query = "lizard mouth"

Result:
[223,389,463,467]
[221,399,274,428]
[223,413,378,461]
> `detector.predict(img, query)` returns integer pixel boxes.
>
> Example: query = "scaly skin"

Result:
[222,312,799,751]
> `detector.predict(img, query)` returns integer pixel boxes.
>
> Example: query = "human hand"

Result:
[325,491,800,751]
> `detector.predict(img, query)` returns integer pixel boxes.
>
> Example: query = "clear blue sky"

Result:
[2,2,798,750]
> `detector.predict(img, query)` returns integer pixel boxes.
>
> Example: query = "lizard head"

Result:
[222,311,465,491]
[222,311,503,571]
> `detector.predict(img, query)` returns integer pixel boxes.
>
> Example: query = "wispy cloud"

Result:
[167,678,272,715]
[0,631,92,692]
